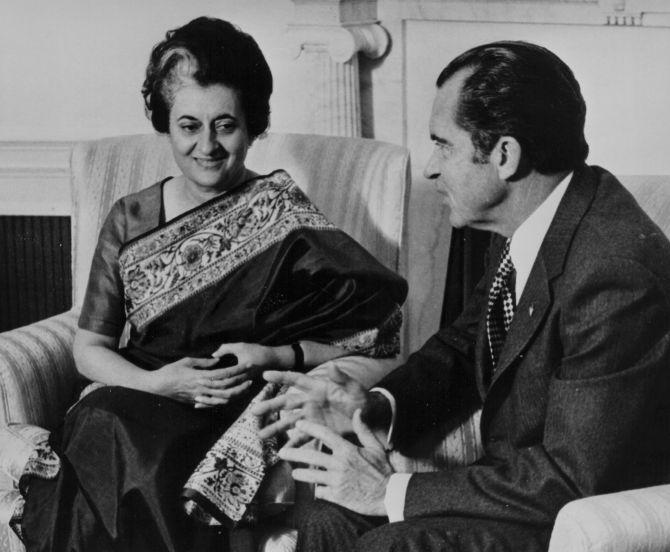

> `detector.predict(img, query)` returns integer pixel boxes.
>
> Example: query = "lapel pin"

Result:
[529,305,534,317]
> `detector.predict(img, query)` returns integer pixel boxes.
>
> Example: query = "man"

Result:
[253,41,670,551]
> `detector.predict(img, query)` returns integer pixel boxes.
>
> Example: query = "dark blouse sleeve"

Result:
[78,201,126,337]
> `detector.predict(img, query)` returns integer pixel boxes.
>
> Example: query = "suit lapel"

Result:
[488,165,598,389]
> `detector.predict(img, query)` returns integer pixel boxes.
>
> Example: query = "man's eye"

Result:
[180,124,199,133]
[434,142,451,157]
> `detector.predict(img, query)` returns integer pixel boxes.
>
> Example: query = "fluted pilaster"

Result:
[288,1,387,137]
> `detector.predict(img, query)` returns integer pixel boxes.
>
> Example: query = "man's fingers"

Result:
[352,409,384,450]
[290,468,332,486]
[279,446,338,470]
[257,412,302,440]
[251,394,306,417]
[326,363,349,385]
[293,419,348,451]
[284,429,313,449]
[262,370,319,392]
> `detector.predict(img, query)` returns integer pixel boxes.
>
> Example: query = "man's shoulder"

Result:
[566,165,670,279]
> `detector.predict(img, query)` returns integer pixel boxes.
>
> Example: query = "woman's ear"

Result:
[491,136,522,181]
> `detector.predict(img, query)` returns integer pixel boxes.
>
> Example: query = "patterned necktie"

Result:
[486,239,516,369]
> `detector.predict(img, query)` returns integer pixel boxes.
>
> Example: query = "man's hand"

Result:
[278,410,394,516]
[251,364,369,444]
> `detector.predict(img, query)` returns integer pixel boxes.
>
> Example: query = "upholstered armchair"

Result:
[0,132,411,552]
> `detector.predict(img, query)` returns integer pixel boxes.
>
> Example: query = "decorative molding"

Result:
[0,142,73,216]
[376,0,670,27]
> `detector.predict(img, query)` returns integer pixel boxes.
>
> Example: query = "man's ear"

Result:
[491,136,522,181]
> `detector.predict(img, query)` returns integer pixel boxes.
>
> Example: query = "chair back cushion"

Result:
[70,132,410,307]
[619,175,670,239]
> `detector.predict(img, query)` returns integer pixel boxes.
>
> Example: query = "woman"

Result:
[16,16,406,552]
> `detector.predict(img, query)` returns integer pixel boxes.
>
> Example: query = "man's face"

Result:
[424,69,507,230]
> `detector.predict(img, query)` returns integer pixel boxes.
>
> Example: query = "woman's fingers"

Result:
[183,357,220,368]
[208,364,249,380]
[206,373,249,389]
[211,342,243,358]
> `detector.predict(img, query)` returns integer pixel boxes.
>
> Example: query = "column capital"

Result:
[287,22,388,63]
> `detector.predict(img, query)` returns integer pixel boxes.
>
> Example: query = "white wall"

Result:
[4,1,670,351]
[0,0,306,141]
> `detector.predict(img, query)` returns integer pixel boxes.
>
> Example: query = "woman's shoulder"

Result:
[112,178,166,214]
[103,177,169,242]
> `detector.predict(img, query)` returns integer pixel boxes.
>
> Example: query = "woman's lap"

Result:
[22,386,236,552]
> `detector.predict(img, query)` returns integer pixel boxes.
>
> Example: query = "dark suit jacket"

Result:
[379,165,670,532]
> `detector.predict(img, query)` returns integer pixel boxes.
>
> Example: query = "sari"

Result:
[20,170,407,552]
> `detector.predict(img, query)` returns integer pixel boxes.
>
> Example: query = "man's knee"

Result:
[295,499,343,532]
[354,519,460,552]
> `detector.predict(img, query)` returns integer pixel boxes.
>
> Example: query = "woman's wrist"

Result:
[272,344,296,370]
[270,342,304,370]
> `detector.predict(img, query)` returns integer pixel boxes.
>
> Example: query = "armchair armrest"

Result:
[548,485,670,552]
[0,309,80,429]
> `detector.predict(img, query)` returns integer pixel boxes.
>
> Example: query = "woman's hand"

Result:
[151,356,253,407]
[211,342,284,374]
[190,342,289,409]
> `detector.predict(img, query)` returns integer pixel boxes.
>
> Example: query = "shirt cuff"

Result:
[384,473,412,522]
[369,387,397,448]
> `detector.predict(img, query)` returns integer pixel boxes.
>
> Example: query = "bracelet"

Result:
[291,342,304,372]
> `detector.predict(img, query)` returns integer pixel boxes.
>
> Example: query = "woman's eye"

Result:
[216,122,237,134]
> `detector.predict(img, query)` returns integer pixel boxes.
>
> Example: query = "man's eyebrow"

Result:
[430,134,451,146]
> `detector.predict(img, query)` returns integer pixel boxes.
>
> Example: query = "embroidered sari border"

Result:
[119,171,335,331]
[331,304,403,357]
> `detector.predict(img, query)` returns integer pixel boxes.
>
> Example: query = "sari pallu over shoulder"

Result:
[117,170,407,368]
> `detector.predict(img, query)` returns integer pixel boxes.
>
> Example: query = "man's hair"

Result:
[437,41,589,174]
[142,17,273,141]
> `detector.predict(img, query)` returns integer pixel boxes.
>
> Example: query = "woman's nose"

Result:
[198,129,220,155]
[423,150,440,180]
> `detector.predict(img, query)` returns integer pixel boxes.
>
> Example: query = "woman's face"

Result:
[168,81,250,193]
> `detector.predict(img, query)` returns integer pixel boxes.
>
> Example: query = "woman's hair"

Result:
[436,41,589,176]
[142,17,273,140]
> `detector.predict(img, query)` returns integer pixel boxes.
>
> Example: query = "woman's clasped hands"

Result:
[152,342,283,408]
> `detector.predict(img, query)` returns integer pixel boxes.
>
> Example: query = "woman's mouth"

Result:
[194,157,225,169]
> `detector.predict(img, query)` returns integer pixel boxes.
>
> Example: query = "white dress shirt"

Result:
[382,173,572,522]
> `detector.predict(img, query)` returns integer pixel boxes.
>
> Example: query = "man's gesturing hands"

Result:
[278,410,394,516]
[251,364,370,445]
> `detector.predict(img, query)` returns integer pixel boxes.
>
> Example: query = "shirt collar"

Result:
[509,172,572,303]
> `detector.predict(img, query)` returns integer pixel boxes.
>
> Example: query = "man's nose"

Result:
[423,150,440,180]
